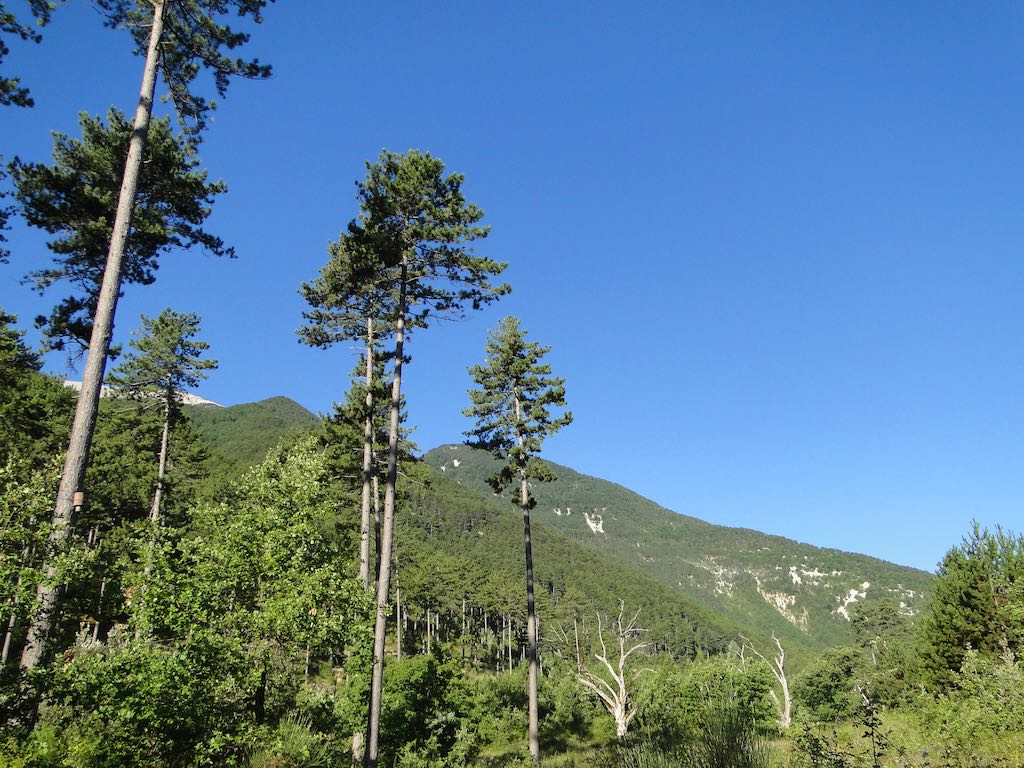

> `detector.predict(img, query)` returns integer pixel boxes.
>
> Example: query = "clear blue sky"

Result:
[2,1,1022,572]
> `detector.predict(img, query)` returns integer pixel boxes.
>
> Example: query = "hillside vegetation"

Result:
[186,396,318,483]
[424,444,933,662]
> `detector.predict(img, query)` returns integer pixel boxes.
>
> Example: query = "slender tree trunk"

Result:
[20,0,166,672]
[426,609,432,656]
[573,615,581,672]
[150,394,171,525]
[92,575,107,642]
[515,392,541,763]
[366,261,407,768]
[135,391,171,640]
[395,585,402,660]
[372,475,381,585]
[359,318,374,589]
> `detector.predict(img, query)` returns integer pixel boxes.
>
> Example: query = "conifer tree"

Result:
[0,0,55,108]
[464,315,572,763]
[108,309,217,525]
[13,109,230,355]
[17,0,272,671]
[301,234,393,591]
[352,150,509,768]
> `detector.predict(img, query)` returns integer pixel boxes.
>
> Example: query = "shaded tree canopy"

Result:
[464,315,572,502]
[108,308,218,415]
[12,108,231,354]
[94,0,273,134]
[0,0,54,108]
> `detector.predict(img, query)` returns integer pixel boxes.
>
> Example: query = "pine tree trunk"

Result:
[515,392,541,763]
[92,575,107,642]
[366,261,407,768]
[359,317,374,589]
[2,590,19,665]
[395,585,402,660]
[20,0,166,671]
[372,475,381,586]
[149,394,171,525]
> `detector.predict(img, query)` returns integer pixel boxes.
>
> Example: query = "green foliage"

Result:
[38,629,256,768]
[352,148,509,325]
[634,655,776,750]
[398,463,739,660]
[423,444,934,663]
[0,0,55,108]
[0,454,58,663]
[0,309,75,466]
[92,0,273,134]
[601,702,772,768]
[108,309,217,413]
[246,714,331,768]
[793,647,864,722]
[917,523,1024,691]
[11,109,230,354]
[464,315,572,503]
[379,653,482,768]
[2,438,373,767]
[185,397,318,488]
[915,651,1024,761]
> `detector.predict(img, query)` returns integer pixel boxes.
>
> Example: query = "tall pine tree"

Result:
[17,0,273,671]
[464,315,572,763]
[352,150,509,768]
[107,309,217,525]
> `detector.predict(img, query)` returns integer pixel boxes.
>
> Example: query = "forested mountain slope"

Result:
[423,444,933,658]
[395,463,747,659]
[185,396,318,480]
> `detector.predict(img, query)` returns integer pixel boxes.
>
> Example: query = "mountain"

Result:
[397,463,748,658]
[422,444,933,660]
[186,396,319,480]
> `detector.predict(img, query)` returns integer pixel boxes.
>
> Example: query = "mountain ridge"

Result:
[422,443,933,657]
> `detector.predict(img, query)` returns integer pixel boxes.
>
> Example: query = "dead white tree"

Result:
[577,601,651,738]
[740,633,792,728]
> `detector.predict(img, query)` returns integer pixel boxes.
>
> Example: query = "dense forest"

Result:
[2,2,1023,767]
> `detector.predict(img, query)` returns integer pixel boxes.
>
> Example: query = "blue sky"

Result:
[2,1,1022,572]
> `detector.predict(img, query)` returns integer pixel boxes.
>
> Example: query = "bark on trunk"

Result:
[514,391,541,762]
[372,475,381,585]
[395,585,402,660]
[1,597,17,665]
[366,261,407,768]
[359,317,374,589]
[20,0,166,672]
[150,394,171,525]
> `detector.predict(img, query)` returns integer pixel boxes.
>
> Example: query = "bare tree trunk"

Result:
[149,394,171,525]
[359,317,374,589]
[515,392,540,763]
[20,0,166,672]
[372,475,381,585]
[426,609,432,655]
[395,585,402,660]
[92,575,107,642]
[574,615,581,672]
[366,261,407,768]
[2,596,18,665]
[741,633,792,728]
[577,604,649,739]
